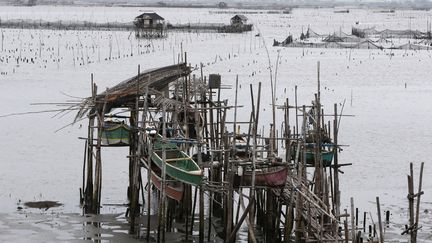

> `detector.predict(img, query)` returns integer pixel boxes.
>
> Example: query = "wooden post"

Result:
[413,162,425,243]
[237,190,257,243]
[295,85,298,137]
[295,106,307,242]
[225,131,234,242]
[275,201,282,241]
[250,82,261,241]
[350,197,356,242]
[226,201,253,243]
[285,98,291,163]
[333,103,340,223]
[355,208,359,227]
[129,65,141,234]
[84,74,96,214]
[344,220,349,243]
[129,107,139,234]
[93,109,103,214]
[376,197,384,243]
[141,86,152,241]
[194,81,205,243]
[313,94,323,198]
[161,102,167,242]
[158,101,167,242]
[363,212,366,233]
[284,188,294,243]
[190,186,198,234]
[408,163,415,243]
[80,140,87,205]
[266,190,275,242]
[184,185,190,242]
[199,185,204,242]
[232,75,239,159]
[146,140,152,241]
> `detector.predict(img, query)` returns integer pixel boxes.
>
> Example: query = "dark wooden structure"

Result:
[218,14,253,33]
[72,60,421,243]
[134,12,167,38]
[230,14,248,26]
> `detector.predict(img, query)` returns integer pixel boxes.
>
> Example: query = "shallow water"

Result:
[0,5,431,242]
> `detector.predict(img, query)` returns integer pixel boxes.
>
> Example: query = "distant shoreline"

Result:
[0,1,431,11]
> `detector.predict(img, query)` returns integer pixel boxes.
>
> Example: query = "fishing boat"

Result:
[234,165,288,187]
[150,163,184,202]
[151,135,203,186]
[232,134,251,159]
[101,121,130,146]
[290,136,335,166]
[334,9,349,13]
[305,149,334,167]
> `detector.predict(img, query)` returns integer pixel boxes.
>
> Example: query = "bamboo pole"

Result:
[376,197,384,243]
[227,201,253,243]
[185,185,190,242]
[250,82,261,240]
[285,98,291,163]
[129,108,137,233]
[333,103,340,241]
[225,131,234,242]
[158,101,168,242]
[194,79,205,243]
[232,75,239,158]
[408,163,415,243]
[350,197,356,242]
[199,185,204,242]
[80,139,87,205]
[129,65,141,234]
[84,75,96,214]
[344,220,349,243]
[143,86,152,240]
[229,75,240,243]
[146,141,152,241]
[238,190,257,243]
[413,162,425,243]
[314,94,323,198]
[284,188,294,243]
[295,85,298,137]
[295,105,307,242]
[207,151,214,242]
[94,91,108,214]
[190,186,198,234]
[93,111,102,213]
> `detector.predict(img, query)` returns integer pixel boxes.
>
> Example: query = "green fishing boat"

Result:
[151,136,203,186]
[305,149,334,166]
[291,143,334,167]
[101,121,130,146]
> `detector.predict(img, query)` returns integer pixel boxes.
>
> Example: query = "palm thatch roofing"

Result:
[135,12,165,21]
[73,63,191,122]
[231,15,248,21]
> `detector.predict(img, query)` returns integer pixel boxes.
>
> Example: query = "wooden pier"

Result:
[71,58,425,242]
[0,19,253,35]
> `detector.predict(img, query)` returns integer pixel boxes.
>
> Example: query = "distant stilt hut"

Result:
[134,12,167,38]
[230,15,248,26]
[219,14,252,33]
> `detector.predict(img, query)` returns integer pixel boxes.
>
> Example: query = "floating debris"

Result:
[23,201,63,210]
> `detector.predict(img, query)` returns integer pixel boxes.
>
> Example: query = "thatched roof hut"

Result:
[73,63,191,122]
[134,12,165,28]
